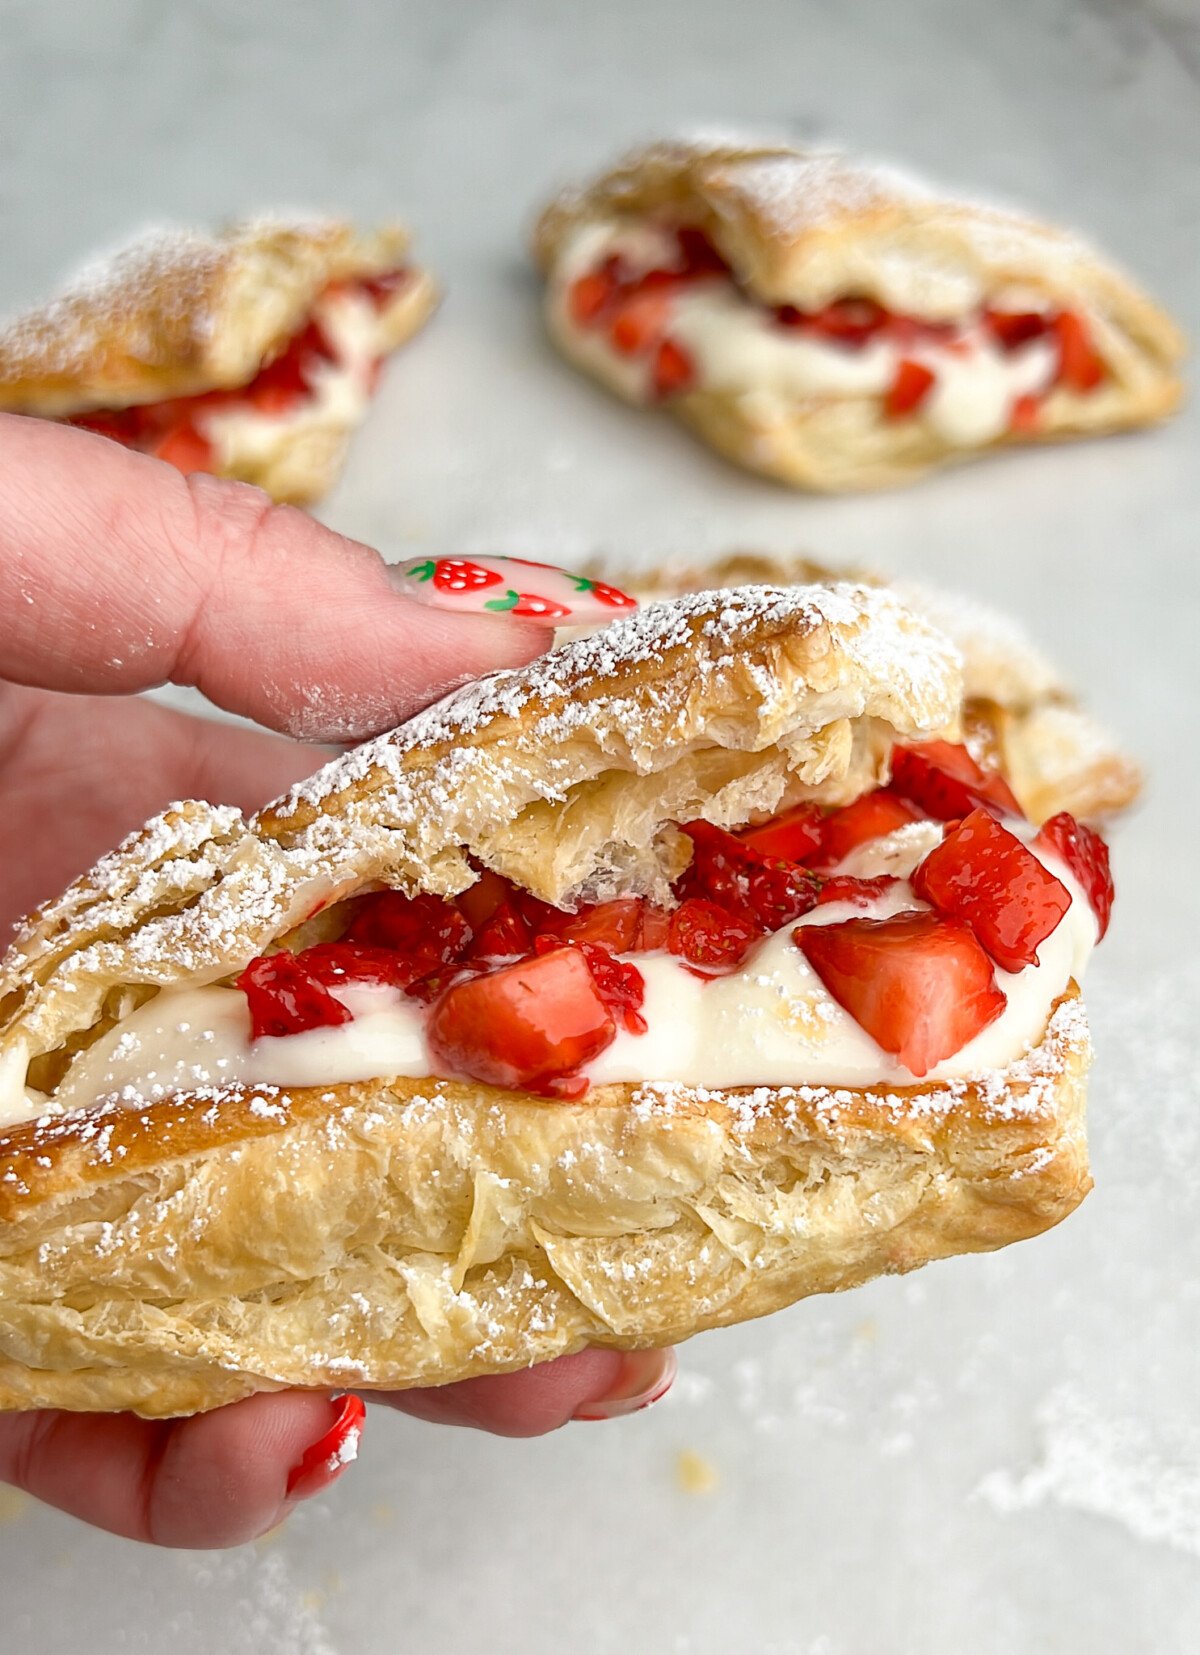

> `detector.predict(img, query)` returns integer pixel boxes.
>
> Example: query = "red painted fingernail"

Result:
[572,1349,677,1421]
[388,555,637,624]
[285,1394,365,1499]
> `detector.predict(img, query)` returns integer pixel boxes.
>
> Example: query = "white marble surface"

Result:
[2,1,1199,1650]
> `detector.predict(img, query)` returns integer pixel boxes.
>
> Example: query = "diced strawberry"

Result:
[890,740,1022,821]
[743,861,822,930]
[1010,393,1041,433]
[984,310,1050,352]
[668,898,759,970]
[651,338,695,398]
[737,803,823,863]
[675,226,728,275]
[574,940,647,1035]
[679,820,820,931]
[296,941,422,989]
[815,874,899,908]
[1053,310,1105,393]
[238,952,353,1040]
[455,869,512,931]
[153,420,215,475]
[637,904,672,951]
[884,359,936,418]
[1034,812,1114,940]
[551,899,645,953]
[813,789,922,870]
[610,287,672,355]
[808,297,889,347]
[797,910,1007,1077]
[912,808,1071,972]
[567,271,613,327]
[468,898,533,960]
[426,946,616,1095]
[343,890,471,982]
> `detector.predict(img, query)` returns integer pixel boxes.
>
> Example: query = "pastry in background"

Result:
[0,217,437,505]
[0,584,1113,1414]
[533,138,1184,490]
[594,551,1141,825]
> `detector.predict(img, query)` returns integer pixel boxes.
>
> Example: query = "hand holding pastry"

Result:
[0,413,662,1546]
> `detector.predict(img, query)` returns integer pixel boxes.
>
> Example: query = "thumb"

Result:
[0,415,549,742]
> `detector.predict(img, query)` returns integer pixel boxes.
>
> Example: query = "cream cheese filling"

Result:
[201,286,382,465]
[14,820,1097,1128]
[550,222,1062,448]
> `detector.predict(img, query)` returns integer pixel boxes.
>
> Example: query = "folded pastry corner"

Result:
[0,584,1112,1416]
[533,138,1184,489]
[0,216,438,504]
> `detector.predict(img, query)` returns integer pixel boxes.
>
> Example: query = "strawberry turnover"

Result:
[0,217,437,505]
[0,584,1117,1412]
[533,139,1183,490]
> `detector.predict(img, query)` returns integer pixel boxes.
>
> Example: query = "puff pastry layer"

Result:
[534,138,1184,490]
[0,217,437,504]
[0,585,1097,1415]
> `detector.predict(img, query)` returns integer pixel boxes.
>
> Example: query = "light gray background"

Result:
[2,2,1199,1651]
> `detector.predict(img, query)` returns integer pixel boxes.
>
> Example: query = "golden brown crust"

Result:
[534,138,1185,490]
[0,586,1099,1414]
[601,552,1141,824]
[0,218,432,415]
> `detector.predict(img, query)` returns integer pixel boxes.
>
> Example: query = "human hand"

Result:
[0,415,675,1546]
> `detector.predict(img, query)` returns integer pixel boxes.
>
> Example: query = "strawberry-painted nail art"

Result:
[285,1393,365,1500]
[572,1349,678,1421]
[390,555,637,624]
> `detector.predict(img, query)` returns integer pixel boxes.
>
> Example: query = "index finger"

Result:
[0,415,548,742]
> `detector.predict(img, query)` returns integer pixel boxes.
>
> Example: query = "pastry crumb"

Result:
[676,1448,719,1495]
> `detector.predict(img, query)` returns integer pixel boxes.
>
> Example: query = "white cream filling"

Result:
[201,287,382,465]
[20,821,1096,1126]
[550,222,1062,448]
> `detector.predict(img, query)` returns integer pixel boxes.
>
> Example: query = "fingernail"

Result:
[388,555,637,624]
[285,1393,365,1499]
[572,1349,677,1421]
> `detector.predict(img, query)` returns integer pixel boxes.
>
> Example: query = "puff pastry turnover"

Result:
[0,217,438,504]
[592,551,1142,826]
[0,584,1114,1416]
[533,138,1184,490]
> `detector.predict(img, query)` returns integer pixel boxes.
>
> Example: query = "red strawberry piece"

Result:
[152,420,215,475]
[511,593,573,619]
[884,359,936,418]
[808,297,889,348]
[426,945,616,1095]
[568,258,624,328]
[609,286,673,355]
[774,304,808,329]
[680,820,820,930]
[296,942,423,989]
[815,874,900,909]
[798,910,1007,1076]
[576,941,646,1034]
[813,788,922,870]
[1010,393,1041,433]
[743,861,822,930]
[668,898,759,970]
[1053,311,1104,393]
[652,337,696,398]
[343,890,471,983]
[468,898,532,960]
[984,310,1050,352]
[737,803,824,863]
[890,740,1022,821]
[637,904,672,951]
[551,899,646,953]
[431,558,505,593]
[455,868,514,931]
[675,226,728,275]
[912,808,1071,972]
[238,952,353,1040]
[1034,811,1114,940]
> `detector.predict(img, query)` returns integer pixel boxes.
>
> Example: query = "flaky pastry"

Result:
[0,217,438,504]
[591,551,1141,825]
[0,585,1110,1416]
[533,138,1184,490]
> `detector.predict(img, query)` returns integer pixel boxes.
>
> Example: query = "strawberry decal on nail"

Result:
[570,576,638,610]
[393,555,637,624]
